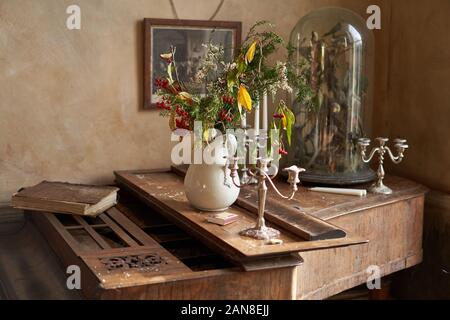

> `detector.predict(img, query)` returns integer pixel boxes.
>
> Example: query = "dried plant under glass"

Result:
[286,7,376,185]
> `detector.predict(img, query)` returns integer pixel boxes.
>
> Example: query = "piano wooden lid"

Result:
[114,168,370,264]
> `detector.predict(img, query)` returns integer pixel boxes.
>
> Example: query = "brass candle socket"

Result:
[357,137,408,195]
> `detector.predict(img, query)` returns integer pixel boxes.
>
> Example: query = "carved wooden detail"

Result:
[100,254,167,271]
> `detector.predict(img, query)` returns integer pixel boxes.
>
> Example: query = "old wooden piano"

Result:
[4,167,427,300]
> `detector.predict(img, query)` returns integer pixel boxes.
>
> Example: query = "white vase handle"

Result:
[225,133,238,157]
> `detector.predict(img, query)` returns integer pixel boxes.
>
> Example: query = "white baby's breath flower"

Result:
[224,62,237,72]
[282,83,293,93]
[275,61,292,93]
[194,70,206,82]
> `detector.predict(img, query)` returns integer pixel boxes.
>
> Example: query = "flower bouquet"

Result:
[155,21,295,156]
[154,21,296,211]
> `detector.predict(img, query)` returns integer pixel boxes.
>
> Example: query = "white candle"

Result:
[254,100,260,136]
[262,92,268,131]
[309,187,367,197]
[241,111,247,129]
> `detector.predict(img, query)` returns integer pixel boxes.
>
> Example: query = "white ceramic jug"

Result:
[184,134,240,211]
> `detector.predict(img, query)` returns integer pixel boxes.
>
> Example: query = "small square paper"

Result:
[206,212,239,226]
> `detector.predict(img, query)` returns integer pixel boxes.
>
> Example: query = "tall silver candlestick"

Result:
[357,137,408,194]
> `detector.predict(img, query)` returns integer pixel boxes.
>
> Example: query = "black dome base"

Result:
[293,168,377,186]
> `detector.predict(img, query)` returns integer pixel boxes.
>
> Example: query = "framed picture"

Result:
[143,18,242,109]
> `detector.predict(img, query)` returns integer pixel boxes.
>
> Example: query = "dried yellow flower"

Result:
[245,41,257,64]
[237,85,252,112]
[178,92,193,104]
[160,53,173,62]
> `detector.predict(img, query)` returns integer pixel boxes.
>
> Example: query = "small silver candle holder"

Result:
[357,137,409,195]
[228,150,305,240]
[239,126,258,185]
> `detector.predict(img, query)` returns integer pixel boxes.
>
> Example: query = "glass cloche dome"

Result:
[286,7,376,185]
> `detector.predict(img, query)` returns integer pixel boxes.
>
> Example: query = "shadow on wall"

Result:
[392,191,450,299]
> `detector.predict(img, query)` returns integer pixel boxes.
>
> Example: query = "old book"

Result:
[11,181,119,216]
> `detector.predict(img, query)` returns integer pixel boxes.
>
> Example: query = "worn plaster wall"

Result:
[377,0,450,299]
[373,0,450,194]
[0,0,387,203]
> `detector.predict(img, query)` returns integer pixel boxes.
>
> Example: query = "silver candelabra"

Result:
[357,137,408,194]
[228,132,305,240]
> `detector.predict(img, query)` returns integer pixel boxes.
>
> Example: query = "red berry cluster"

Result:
[219,109,233,122]
[156,96,172,110]
[156,101,171,110]
[176,118,190,130]
[222,95,235,106]
[154,78,169,89]
[175,105,190,130]
[273,113,285,119]
[278,148,288,155]
[175,105,188,117]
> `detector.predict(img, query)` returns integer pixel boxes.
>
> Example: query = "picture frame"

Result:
[143,18,242,110]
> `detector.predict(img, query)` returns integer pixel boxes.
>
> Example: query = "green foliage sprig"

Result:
[155,21,296,156]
